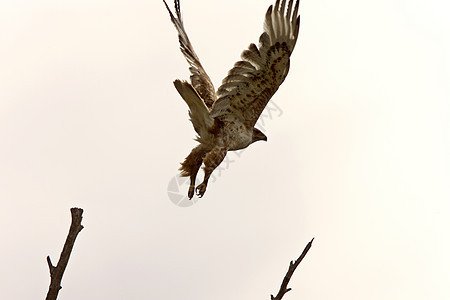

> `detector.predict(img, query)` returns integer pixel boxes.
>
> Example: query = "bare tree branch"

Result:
[46,207,84,300]
[271,238,314,300]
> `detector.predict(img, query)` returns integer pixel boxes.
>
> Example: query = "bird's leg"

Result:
[196,146,227,197]
[179,145,207,199]
[188,162,202,199]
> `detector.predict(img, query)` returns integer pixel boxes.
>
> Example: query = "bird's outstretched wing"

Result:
[211,0,300,127]
[163,0,217,109]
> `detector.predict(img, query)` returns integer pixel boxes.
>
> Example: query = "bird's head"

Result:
[252,127,267,143]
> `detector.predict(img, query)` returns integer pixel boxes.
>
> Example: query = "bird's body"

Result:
[164,0,300,198]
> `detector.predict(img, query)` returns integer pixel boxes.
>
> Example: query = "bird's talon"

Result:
[195,183,207,198]
[188,185,195,199]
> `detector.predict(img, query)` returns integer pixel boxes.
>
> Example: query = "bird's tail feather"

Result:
[173,80,214,142]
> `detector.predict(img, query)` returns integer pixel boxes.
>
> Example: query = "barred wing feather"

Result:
[211,0,300,127]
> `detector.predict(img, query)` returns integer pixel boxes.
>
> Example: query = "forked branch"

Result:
[45,207,84,300]
[271,238,314,300]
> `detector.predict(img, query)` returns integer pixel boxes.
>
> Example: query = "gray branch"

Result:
[45,207,84,300]
[271,238,314,300]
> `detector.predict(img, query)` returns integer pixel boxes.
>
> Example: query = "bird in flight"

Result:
[164,0,300,199]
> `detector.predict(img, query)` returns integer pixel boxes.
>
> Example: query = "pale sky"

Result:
[1,0,449,299]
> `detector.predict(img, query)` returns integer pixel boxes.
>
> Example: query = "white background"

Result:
[1,0,449,299]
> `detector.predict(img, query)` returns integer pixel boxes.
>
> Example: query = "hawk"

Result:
[164,0,300,199]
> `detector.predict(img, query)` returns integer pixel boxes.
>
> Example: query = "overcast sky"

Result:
[1,0,449,299]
